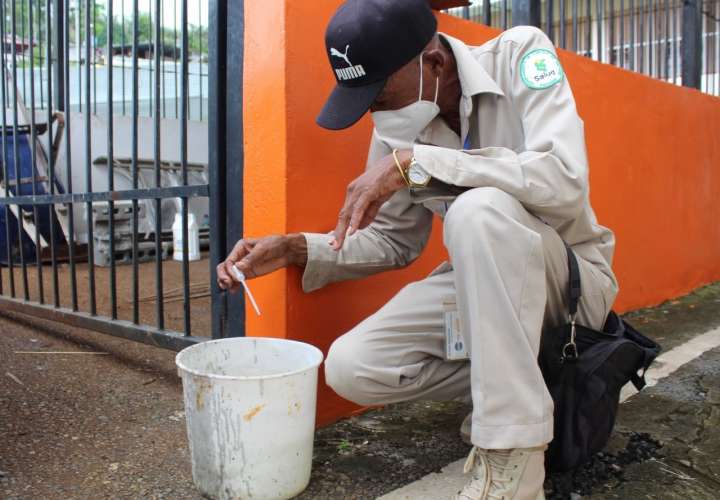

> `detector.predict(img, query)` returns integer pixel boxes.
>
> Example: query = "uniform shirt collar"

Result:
[439,33,505,98]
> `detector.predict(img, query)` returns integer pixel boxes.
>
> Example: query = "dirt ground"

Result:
[1,281,720,499]
[0,255,212,335]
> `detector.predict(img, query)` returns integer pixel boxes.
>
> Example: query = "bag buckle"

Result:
[561,314,578,363]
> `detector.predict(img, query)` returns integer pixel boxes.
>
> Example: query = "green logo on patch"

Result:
[520,49,564,90]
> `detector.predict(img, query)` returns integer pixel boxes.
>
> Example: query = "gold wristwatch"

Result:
[405,157,431,188]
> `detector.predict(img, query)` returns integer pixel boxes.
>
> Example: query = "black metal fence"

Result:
[447,0,720,96]
[0,0,240,351]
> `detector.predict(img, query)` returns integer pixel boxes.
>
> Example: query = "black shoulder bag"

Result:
[538,246,662,473]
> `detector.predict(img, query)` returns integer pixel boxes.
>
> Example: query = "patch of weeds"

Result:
[337,439,353,455]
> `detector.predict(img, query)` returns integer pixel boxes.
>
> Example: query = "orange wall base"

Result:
[243,1,720,426]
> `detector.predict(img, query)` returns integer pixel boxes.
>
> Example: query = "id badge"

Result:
[443,295,470,361]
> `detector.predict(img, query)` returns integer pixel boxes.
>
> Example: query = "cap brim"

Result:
[316,79,386,130]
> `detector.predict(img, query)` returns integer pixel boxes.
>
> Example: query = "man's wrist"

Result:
[390,149,414,188]
[398,148,413,169]
[286,233,308,267]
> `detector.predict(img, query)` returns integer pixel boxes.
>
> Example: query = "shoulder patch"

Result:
[519,48,564,90]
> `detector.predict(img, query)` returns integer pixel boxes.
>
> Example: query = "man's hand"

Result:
[216,234,308,293]
[330,149,412,250]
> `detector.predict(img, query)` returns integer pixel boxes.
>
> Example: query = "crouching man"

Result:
[218,0,617,498]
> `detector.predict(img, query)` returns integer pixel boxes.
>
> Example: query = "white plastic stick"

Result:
[231,266,262,316]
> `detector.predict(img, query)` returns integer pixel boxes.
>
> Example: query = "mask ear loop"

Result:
[419,52,440,104]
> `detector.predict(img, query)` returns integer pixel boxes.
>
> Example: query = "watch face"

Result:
[408,163,430,185]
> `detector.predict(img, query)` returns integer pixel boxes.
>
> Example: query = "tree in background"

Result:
[2,1,208,60]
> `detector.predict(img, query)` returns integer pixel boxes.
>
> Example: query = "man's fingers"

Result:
[233,254,256,279]
[221,260,242,288]
[228,238,255,263]
[216,262,235,290]
[358,200,384,229]
[331,208,352,250]
[347,194,373,236]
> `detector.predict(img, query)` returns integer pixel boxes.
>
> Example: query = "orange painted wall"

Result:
[243,1,720,425]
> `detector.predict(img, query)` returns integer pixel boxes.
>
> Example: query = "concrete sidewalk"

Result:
[2,282,720,499]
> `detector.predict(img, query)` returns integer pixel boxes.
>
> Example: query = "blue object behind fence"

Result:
[0,128,65,266]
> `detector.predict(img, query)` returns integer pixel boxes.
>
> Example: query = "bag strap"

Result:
[565,243,582,319]
[630,371,647,391]
[630,347,657,390]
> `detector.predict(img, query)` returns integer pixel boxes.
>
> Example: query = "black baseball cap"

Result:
[317,0,438,130]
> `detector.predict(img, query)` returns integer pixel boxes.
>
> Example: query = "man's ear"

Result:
[423,48,446,77]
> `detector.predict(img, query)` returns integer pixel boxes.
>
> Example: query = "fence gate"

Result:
[445,0,719,96]
[0,0,245,350]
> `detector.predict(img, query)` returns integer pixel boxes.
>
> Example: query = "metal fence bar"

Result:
[620,0,625,67]
[63,0,78,311]
[704,1,710,92]
[663,0,670,81]
[649,0,655,77]
[84,0,96,315]
[1,0,14,298]
[208,0,227,340]
[54,0,63,110]
[225,0,245,336]
[672,0,678,84]
[92,0,96,115]
[131,0,140,324]
[610,0,616,64]
[38,0,45,108]
[199,0,205,121]
[46,0,59,307]
[29,0,44,304]
[76,0,81,113]
[572,0,578,50]
[630,0,636,70]
[0,185,209,206]
[153,0,165,331]
[596,0,603,62]
[107,0,117,319]
[12,0,31,301]
[513,0,541,27]
[585,0,591,57]
[147,1,152,118]
[161,0,165,119]
[640,0,645,73]
[683,0,703,88]
[181,0,191,336]
[559,0,566,48]
[21,0,27,105]
[546,0,555,42]
[174,0,179,118]
[121,0,126,115]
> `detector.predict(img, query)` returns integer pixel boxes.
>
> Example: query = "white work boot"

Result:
[453,445,547,500]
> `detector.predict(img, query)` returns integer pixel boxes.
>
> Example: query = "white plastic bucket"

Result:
[176,337,324,500]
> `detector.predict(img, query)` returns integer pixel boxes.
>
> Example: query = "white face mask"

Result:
[371,52,440,150]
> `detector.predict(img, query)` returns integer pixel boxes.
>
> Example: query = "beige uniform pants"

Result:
[324,187,616,450]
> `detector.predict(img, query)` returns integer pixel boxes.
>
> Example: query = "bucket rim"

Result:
[175,337,324,381]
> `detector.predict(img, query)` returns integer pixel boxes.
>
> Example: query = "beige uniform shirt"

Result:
[301,26,618,298]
